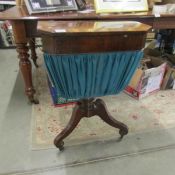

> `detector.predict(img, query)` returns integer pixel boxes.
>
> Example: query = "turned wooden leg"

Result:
[95,99,128,139]
[54,104,84,151]
[29,38,39,68]
[16,43,39,104]
[11,20,39,104]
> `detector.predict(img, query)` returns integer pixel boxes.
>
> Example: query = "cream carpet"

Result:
[31,65,175,150]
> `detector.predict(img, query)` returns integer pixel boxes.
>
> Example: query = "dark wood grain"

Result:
[42,33,147,54]
[0,5,174,29]
[154,17,175,29]
[40,21,150,54]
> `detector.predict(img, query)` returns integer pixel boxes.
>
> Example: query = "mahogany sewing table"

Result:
[39,20,151,150]
[0,2,175,104]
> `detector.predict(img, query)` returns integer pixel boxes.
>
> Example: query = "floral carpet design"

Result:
[31,65,175,150]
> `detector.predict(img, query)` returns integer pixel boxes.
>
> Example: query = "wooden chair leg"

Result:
[95,99,128,139]
[54,104,84,151]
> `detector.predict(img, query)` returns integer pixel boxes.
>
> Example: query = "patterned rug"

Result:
[31,64,175,150]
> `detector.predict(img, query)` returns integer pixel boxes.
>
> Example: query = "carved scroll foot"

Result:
[95,99,128,139]
[54,105,84,150]
[57,141,64,151]
[29,38,39,68]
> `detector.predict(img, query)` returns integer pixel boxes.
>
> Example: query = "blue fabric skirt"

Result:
[44,51,143,100]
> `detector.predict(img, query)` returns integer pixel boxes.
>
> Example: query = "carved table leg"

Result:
[54,98,128,151]
[29,38,39,68]
[16,43,39,104]
[11,20,39,104]
[95,99,128,139]
[54,104,84,150]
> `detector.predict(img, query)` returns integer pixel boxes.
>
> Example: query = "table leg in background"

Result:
[11,20,39,104]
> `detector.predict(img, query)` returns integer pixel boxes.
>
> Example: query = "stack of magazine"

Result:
[25,0,78,14]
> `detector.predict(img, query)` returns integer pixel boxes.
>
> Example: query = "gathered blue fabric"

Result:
[44,51,143,100]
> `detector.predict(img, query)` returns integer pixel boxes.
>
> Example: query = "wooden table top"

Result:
[38,21,151,36]
[0,5,149,20]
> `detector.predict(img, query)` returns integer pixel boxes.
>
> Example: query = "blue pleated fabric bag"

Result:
[44,51,143,100]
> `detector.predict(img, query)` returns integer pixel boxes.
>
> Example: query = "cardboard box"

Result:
[125,57,166,99]
[161,67,175,90]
